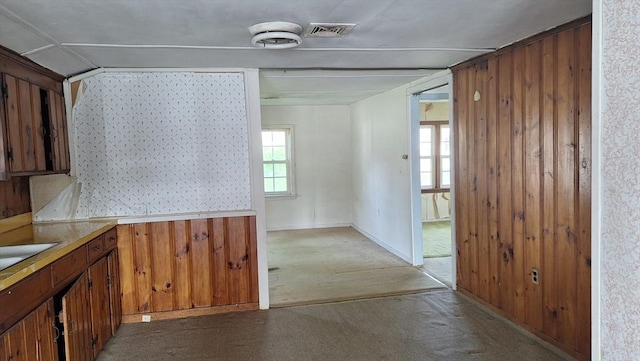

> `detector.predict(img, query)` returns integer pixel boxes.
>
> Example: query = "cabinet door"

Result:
[33,298,59,361]
[88,257,111,357]
[61,273,93,361]
[2,74,47,173]
[107,250,122,335]
[0,298,58,361]
[47,89,70,172]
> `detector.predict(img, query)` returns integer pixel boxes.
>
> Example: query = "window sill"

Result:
[265,194,297,201]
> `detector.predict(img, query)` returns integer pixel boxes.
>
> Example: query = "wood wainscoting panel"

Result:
[117,216,259,319]
[452,17,591,360]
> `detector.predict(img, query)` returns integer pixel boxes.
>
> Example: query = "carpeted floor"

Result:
[422,256,453,288]
[268,227,444,306]
[97,290,574,361]
[423,220,452,258]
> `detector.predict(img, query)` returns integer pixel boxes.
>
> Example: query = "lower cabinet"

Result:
[60,251,120,361]
[0,227,121,361]
[0,298,59,361]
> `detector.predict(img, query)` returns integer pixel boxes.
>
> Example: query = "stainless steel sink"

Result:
[0,243,57,271]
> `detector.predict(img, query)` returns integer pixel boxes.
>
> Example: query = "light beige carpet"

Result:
[268,227,444,307]
[423,220,452,258]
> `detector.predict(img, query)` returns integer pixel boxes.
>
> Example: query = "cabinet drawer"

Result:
[86,236,105,265]
[104,228,117,251]
[0,269,52,333]
[51,246,87,288]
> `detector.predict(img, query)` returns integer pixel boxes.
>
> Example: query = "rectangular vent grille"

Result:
[304,23,356,38]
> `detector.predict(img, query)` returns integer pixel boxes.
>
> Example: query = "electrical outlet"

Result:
[141,314,151,322]
[531,268,539,285]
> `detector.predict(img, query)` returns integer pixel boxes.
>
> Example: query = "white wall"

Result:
[350,85,414,263]
[597,0,640,359]
[262,105,352,230]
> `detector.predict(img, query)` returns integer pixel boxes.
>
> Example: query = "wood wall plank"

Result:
[511,46,526,324]
[190,219,212,307]
[116,225,136,315]
[0,177,30,219]
[133,223,152,313]
[474,62,489,300]
[496,50,514,316]
[211,218,229,306]
[575,22,592,358]
[523,40,544,332]
[452,19,591,360]
[150,222,174,312]
[467,65,479,297]
[227,217,250,304]
[555,28,578,351]
[116,216,258,319]
[486,56,500,307]
[454,66,470,289]
[248,216,259,303]
[173,221,192,310]
[541,34,559,340]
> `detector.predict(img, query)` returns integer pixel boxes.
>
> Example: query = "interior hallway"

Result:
[267,227,443,306]
[97,290,574,361]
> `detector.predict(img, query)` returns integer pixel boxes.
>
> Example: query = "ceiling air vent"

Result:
[304,23,356,38]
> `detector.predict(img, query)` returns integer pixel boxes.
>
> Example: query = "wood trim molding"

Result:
[121,303,259,323]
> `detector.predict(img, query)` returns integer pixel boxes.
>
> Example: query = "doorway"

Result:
[409,75,455,289]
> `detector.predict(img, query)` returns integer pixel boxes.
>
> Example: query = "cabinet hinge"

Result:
[91,336,97,349]
[106,276,111,287]
[88,279,93,290]
[1,83,7,99]
[7,148,12,161]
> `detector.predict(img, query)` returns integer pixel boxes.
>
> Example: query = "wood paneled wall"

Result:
[0,177,30,219]
[116,216,259,320]
[452,18,591,360]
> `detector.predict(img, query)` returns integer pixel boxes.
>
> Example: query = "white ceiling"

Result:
[0,0,591,105]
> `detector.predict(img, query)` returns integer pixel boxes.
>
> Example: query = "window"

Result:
[419,122,450,191]
[262,127,294,196]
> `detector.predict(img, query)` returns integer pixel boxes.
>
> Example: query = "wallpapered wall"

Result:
[601,0,640,359]
[73,72,252,218]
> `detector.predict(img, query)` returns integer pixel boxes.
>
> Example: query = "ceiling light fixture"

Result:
[248,22,303,49]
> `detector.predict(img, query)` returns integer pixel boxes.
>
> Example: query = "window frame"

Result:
[262,126,295,198]
[420,120,450,193]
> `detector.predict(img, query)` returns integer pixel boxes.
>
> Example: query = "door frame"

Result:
[406,70,456,289]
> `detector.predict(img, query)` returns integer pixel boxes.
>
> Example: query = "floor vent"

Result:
[304,23,356,38]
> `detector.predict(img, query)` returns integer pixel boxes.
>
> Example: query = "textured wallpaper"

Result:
[74,72,251,218]
[601,0,640,359]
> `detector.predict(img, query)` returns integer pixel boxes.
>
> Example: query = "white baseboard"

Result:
[350,223,413,264]
[266,222,352,232]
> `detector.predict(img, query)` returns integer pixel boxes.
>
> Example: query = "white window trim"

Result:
[262,125,296,198]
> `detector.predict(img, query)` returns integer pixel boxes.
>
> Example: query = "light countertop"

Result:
[0,220,117,291]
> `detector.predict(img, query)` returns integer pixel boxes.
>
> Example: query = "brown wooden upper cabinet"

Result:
[0,45,69,180]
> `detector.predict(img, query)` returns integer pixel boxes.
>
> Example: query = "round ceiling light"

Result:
[248,21,303,49]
